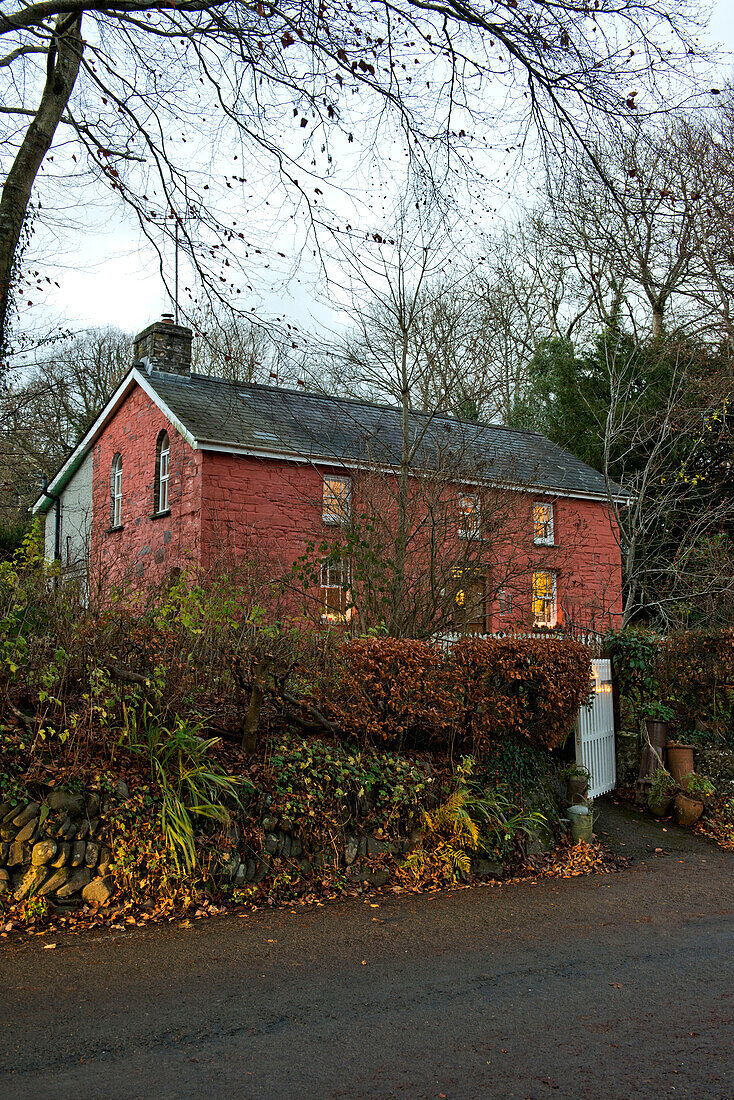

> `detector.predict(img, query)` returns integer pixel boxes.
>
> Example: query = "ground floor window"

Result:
[498,588,513,616]
[453,569,488,634]
[320,560,353,622]
[532,570,557,627]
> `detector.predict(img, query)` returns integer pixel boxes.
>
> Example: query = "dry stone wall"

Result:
[0,791,114,908]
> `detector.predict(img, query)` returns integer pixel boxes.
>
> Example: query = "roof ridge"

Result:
[152,369,547,441]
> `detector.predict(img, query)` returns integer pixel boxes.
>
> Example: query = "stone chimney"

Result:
[133,313,192,376]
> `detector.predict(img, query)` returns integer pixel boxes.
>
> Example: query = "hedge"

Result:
[609,629,734,739]
[327,636,592,753]
[451,636,592,752]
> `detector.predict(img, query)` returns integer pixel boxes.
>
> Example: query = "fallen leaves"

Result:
[694,797,734,852]
[521,837,629,880]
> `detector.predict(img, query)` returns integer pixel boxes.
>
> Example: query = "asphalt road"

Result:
[1,801,733,1100]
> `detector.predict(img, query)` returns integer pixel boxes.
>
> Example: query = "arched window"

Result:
[155,431,170,513]
[110,453,123,528]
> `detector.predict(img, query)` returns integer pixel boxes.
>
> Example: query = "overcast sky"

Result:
[12,1,734,347]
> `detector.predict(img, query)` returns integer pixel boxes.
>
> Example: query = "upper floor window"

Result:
[110,453,123,528]
[458,493,480,539]
[155,431,170,514]
[323,476,351,524]
[533,501,554,545]
[532,570,557,627]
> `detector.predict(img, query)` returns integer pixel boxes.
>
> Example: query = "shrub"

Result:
[327,635,591,754]
[326,637,456,749]
[607,628,734,743]
[659,631,734,740]
[265,729,434,847]
[451,636,591,752]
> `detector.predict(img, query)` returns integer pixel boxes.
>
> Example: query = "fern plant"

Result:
[404,756,549,881]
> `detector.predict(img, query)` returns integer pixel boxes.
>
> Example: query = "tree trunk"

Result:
[241,655,272,753]
[650,301,665,341]
[394,328,411,634]
[0,14,83,356]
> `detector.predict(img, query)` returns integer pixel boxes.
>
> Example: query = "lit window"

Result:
[533,501,554,545]
[532,570,557,627]
[323,477,351,524]
[498,589,513,616]
[458,493,480,538]
[156,431,170,513]
[453,569,486,634]
[111,453,122,528]
[320,559,353,621]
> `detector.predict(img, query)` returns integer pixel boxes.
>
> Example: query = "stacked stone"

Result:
[0,791,114,907]
[223,813,311,887]
[694,747,734,796]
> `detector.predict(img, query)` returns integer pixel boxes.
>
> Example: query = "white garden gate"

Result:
[575,658,616,799]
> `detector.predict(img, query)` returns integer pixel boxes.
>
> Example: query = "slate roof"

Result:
[147,370,618,499]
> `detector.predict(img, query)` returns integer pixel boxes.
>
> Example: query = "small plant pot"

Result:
[568,805,593,843]
[648,793,673,818]
[674,792,704,828]
[568,775,590,804]
[667,742,695,784]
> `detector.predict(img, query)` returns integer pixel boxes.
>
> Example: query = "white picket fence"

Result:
[575,658,617,799]
[435,629,604,654]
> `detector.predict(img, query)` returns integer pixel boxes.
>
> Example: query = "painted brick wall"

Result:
[90,385,202,589]
[200,452,333,572]
[200,451,623,631]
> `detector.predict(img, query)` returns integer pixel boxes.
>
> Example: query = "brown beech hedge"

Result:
[328,636,592,753]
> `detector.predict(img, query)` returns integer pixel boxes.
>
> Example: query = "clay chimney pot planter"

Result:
[666,742,695,784]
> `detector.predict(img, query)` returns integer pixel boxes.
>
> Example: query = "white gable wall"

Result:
[44,449,94,570]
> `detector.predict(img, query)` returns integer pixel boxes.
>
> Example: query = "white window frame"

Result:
[532,570,557,628]
[322,476,351,525]
[498,588,513,616]
[533,501,555,546]
[320,559,353,622]
[158,433,170,513]
[458,493,481,539]
[111,454,122,528]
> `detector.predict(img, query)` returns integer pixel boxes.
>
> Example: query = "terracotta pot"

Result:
[644,719,668,753]
[667,742,695,784]
[648,793,673,818]
[674,792,704,827]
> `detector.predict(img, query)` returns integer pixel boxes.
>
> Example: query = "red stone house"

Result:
[33,317,626,633]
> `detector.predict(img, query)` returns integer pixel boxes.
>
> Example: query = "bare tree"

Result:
[189,303,295,385]
[0,0,701,360]
[599,337,733,627]
[0,325,130,522]
[535,120,732,342]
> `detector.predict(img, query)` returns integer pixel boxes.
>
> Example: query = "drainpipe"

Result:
[41,475,61,562]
